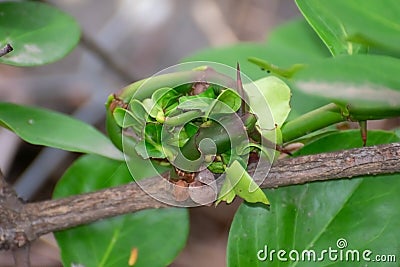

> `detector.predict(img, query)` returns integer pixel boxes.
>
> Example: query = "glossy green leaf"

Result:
[113,108,139,128]
[296,0,400,56]
[292,55,400,120]
[152,87,179,109]
[177,97,214,113]
[216,176,236,204]
[228,130,400,266]
[135,140,165,159]
[0,102,123,160]
[245,76,291,128]
[142,98,161,119]
[243,76,291,145]
[217,160,269,205]
[0,1,80,66]
[264,19,331,65]
[53,155,189,267]
[179,89,241,118]
[210,88,241,114]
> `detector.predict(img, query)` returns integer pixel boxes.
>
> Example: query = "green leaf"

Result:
[177,97,214,113]
[178,88,241,118]
[54,155,189,267]
[151,87,179,109]
[292,55,400,120]
[113,108,139,128]
[245,76,291,128]
[0,1,80,66]
[265,19,331,65]
[217,160,269,205]
[216,176,236,204]
[134,140,165,159]
[296,0,400,56]
[244,76,291,144]
[0,102,123,160]
[228,130,400,266]
[142,98,161,119]
[113,102,147,136]
[210,88,242,115]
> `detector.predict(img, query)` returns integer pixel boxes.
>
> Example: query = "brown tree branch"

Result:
[1,142,399,251]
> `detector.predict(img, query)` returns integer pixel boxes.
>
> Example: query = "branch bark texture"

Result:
[1,142,399,250]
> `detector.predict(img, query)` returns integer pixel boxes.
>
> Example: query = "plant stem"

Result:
[281,103,345,143]
[1,143,399,251]
[0,44,13,57]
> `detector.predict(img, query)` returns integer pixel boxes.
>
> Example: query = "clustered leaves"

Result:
[107,70,291,205]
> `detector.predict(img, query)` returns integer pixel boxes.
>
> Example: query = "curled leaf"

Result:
[216,160,270,205]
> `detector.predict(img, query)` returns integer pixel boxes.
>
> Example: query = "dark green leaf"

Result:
[296,0,400,56]
[0,1,80,66]
[292,55,400,120]
[0,102,123,160]
[228,130,400,266]
[54,155,189,267]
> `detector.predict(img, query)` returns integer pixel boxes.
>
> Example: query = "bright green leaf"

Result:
[177,97,214,113]
[217,160,269,205]
[228,130,400,266]
[0,102,123,160]
[113,103,146,137]
[113,108,139,128]
[142,98,161,119]
[243,76,291,145]
[151,87,179,109]
[0,1,80,66]
[54,155,188,267]
[216,176,236,205]
[296,0,400,56]
[209,88,241,115]
[292,55,400,120]
[245,76,291,127]
[134,140,165,159]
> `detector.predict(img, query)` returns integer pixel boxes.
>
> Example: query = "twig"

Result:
[255,142,400,187]
[0,170,30,266]
[80,34,133,83]
[0,142,399,250]
[0,44,13,57]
